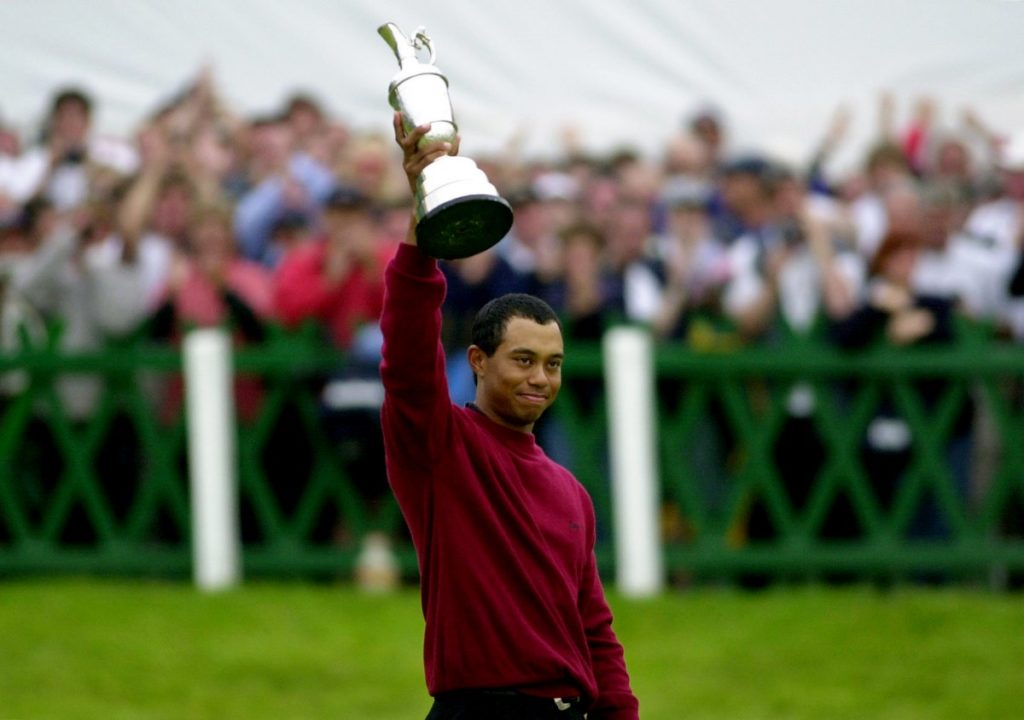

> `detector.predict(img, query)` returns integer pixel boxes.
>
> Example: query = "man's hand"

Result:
[393,112,459,196]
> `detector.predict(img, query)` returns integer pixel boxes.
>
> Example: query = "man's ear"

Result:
[467,345,486,379]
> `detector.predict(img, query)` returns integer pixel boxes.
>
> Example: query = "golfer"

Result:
[380,113,639,720]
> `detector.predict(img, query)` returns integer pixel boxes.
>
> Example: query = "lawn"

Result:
[1,581,1021,719]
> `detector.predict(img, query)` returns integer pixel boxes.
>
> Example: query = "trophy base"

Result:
[416,194,513,260]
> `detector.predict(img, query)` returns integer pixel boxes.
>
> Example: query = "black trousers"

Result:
[425,690,587,720]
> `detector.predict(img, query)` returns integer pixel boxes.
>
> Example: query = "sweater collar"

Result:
[466,403,539,453]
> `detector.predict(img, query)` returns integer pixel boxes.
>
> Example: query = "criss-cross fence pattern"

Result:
[0,326,414,578]
[2,324,1024,581]
[650,330,1024,580]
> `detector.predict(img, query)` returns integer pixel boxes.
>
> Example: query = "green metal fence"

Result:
[652,326,1024,582]
[2,323,1024,582]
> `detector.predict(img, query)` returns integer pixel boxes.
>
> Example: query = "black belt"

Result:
[433,688,587,718]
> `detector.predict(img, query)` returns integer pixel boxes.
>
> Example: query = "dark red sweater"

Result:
[380,243,638,719]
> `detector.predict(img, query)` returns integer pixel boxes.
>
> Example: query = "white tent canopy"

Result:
[1,0,1021,175]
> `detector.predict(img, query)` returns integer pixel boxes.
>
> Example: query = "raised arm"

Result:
[117,126,170,247]
[379,115,460,474]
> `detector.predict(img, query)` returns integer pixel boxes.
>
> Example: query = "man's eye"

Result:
[516,357,532,365]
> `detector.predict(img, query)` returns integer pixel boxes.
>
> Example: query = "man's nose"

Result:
[527,363,548,386]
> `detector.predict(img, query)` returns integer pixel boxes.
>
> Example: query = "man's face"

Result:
[154,184,192,238]
[511,202,547,246]
[52,99,90,147]
[324,206,377,261]
[323,206,370,240]
[471,317,564,432]
[721,172,762,213]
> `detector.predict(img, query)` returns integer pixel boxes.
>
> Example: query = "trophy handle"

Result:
[379,22,437,67]
[412,27,437,65]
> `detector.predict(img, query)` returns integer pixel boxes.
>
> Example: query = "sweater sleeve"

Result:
[579,498,639,720]
[379,243,452,492]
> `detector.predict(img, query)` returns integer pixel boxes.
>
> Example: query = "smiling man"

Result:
[379,114,639,720]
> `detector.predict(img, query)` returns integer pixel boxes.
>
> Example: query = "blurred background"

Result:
[2,0,1023,164]
[2,2,1024,718]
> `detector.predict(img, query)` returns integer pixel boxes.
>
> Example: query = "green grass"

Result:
[1,581,1022,719]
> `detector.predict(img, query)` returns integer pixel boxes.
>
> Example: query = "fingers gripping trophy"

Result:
[379,22,513,259]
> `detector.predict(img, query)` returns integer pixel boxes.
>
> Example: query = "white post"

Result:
[603,326,663,597]
[183,328,241,591]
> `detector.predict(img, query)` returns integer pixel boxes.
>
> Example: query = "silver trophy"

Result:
[379,22,513,259]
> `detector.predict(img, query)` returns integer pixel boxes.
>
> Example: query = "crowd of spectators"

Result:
[2,68,1022,552]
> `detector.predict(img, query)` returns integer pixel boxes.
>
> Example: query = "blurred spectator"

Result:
[268,210,314,260]
[605,191,665,325]
[806,104,853,197]
[609,148,664,209]
[112,126,196,305]
[718,157,785,336]
[148,201,270,542]
[900,97,992,206]
[8,197,149,419]
[929,135,982,202]
[0,196,149,537]
[577,167,621,233]
[714,155,777,246]
[0,87,136,211]
[723,168,864,552]
[233,114,334,267]
[532,170,583,234]
[334,132,405,203]
[274,186,390,349]
[274,186,393,530]
[283,92,328,156]
[0,114,22,157]
[687,106,727,178]
[900,97,937,177]
[851,143,917,259]
[963,131,1024,338]
[0,205,51,392]
[650,177,736,552]
[150,203,273,422]
[651,176,730,342]
[496,187,555,276]
[0,114,23,222]
[849,141,915,259]
[832,230,973,540]
[663,132,709,182]
[529,221,624,342]
[912,180,995,318]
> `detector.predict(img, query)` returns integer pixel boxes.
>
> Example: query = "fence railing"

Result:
[2,323,1024,583]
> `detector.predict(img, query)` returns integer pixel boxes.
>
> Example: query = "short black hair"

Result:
[51,87,93,118]
[284,92,323,117]
[471,293,561,356]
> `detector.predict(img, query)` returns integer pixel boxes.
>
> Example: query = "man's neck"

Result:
[467,401,534,434]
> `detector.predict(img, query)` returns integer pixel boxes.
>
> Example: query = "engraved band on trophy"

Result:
[379,22,513,260]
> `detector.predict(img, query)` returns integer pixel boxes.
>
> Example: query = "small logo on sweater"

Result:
[568,521,581,531]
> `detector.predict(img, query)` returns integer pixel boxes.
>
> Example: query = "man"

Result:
[961,130,1024,336]
[2,87,136,211]
[274,185,389,349]
[380,115,639,720]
